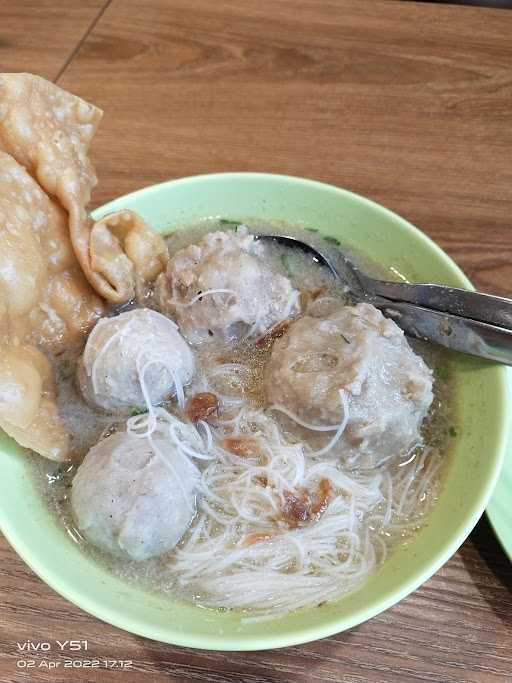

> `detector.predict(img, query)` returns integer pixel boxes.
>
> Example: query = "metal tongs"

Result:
[256,233,512,366]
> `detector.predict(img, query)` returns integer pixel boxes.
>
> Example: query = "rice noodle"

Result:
[176,289,238,308]
[309,390,349,456]
[162,403,373,614]
[89,317,135,395]
[155,374,443,617]
[72,226,446,620]
[122,353,215,510]
[268,404,341,432]
[118,344,443,618]
[197,420,213,451]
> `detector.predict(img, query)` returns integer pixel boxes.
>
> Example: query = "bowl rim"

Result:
[1,172,509,651]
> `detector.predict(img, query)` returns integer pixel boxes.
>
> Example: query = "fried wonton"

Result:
[90,210,169,303]
[0,151,104,348]
[0,73,169,461]
[0,73,166,304]
[0,345,69,461]
[0,74,106,461]
[0,73,105,290]
[0,150,104,461]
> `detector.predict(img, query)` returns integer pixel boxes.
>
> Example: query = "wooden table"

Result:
[1,1,511,681]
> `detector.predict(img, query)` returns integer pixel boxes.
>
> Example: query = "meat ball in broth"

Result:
[71,430,200,560]
[77,308,194,414]
[159,227,300,344]
[264,303,434,468]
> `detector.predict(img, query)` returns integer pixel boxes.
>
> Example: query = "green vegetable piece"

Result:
[280,253,293,277]
[58,359,74,381]
[218,218,240,229]
[437,365,450,380]
[323,235,341,246]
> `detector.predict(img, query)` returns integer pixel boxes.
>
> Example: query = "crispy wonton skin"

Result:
[0,345,69,461]
[0,150,104,348]
[0,150,103,461]
[0,73,170,460]
[0,73,167,304]
[0,74,106,460]
[90,210,169,303]
[0,73,106,296]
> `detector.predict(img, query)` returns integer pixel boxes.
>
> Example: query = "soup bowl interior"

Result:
[0,173,508,650]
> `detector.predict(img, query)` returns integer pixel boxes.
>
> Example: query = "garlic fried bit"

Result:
[186,392,219,424]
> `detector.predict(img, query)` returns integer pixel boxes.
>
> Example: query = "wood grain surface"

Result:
[1,1,511,681]
[0,0,107,81]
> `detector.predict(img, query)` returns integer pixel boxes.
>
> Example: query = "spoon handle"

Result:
[374,297,512,365]
[369,281,512,329]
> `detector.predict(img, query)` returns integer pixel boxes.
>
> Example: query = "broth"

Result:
[34,219,456,618]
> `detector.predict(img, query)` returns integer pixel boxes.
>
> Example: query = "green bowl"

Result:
[0,173,508,650]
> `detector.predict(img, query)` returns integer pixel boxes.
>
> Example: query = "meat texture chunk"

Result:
[71,431,200,560]
[264,303,433,467]
[78,308,194,414]
[159,227,300,344]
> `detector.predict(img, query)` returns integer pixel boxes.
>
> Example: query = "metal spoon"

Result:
[256,233,512,366]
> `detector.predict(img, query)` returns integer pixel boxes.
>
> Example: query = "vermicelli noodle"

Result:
[42,219,452,620]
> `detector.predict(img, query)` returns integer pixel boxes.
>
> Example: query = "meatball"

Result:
[159,227,300,344]
[71,430,200,561]
[78,308,194,414]
[264,303,433,467]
